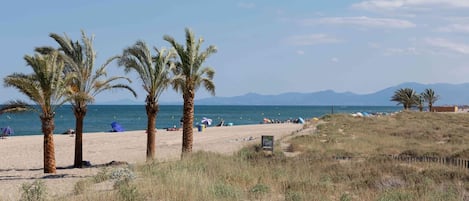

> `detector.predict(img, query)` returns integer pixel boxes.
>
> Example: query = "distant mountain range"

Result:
[192,82,469,106]
[99,82,469,105]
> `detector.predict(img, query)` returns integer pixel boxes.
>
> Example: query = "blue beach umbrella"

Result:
[1,126,13,136]
[110,122,125,132]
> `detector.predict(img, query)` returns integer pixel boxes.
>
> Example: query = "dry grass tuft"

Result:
[52,112,469,201]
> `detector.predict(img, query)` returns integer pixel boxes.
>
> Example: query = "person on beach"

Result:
[67,128,75,136]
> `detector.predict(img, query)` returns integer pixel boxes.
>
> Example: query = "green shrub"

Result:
[117,183,142,201]
[377,190,413,201]
[111,167,136,189]
[211,182,240,199]
[250,183,270,198]
[93,168,110,183]
[340,193,352,201]
[427,186,459,201]
[20,180,47,201]
[73,179,93,195]
[285,190,302,201]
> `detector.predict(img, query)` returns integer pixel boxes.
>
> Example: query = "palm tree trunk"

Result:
[181,90,195,158]
[73,106,87,168]
[429,103,433,112]
[41,114,56,173]
[146,103,158,161]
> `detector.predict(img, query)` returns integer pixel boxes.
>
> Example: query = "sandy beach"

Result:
[0,123,302,200]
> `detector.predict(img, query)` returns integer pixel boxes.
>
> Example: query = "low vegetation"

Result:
[20,180,47,201]
[44,112,469,200]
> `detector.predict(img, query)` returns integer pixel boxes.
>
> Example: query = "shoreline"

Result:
[0,105,400,136]
[0,123,302,200]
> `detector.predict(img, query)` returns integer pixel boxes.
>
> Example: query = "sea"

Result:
[0,105,400,136]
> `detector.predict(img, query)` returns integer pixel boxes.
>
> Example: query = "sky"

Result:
[1,0,469,103]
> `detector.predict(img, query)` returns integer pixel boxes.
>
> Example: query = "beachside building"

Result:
[431,106,458,112]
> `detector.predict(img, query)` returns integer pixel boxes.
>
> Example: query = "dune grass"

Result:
[49,111,469,201]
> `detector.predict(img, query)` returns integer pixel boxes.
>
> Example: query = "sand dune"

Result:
[0,123,302,200]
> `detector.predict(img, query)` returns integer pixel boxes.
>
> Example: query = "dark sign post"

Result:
[261,135,274,152]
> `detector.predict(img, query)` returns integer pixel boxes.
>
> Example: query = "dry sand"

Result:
[0,123,302,200]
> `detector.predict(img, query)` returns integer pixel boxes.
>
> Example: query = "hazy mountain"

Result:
[194,82,469,106]
[98,98,143,105]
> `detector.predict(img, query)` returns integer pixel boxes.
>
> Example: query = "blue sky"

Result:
[1,0,469,103]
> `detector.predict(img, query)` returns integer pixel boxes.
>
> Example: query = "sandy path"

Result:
[0,123,302,200]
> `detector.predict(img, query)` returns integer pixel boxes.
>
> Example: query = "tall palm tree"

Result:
[1,51,70,173]
[417,95,424,112]
[42,31,136,168]
[164,28,217,156]
[421,88,439,112]
[118,41,175,161]
[391,88,420,110]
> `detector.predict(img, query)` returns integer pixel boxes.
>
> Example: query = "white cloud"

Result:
[301,16,415,29]
[286,34,341,46]
[384,47,420,55]
[437,24,469,33]
[353,0,469,10]
[331,57,339,63]
[425,38,469,54]
[368,42,381,48]
[237,2,256,9]
[296,50,305,55]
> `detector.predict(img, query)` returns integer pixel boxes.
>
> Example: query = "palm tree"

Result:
[164,28,217,156]
[1,51,70,173]
[391,88,419,110]
[42,31,136,168]
[118,41,175,161]
[421,88,439,112]
[417,95,424,112]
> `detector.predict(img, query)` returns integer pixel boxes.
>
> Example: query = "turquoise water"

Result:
[0,105,400,136]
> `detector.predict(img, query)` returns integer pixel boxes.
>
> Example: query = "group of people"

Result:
[63,128,75,136]
[263,117,305,124]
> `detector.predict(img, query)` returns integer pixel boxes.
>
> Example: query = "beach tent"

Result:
[298,117,305,124]
[1,126,13,138]
[110,122,124,132]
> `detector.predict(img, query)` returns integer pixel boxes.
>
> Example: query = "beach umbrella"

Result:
[2,126,13,135]
[298,117,305,124]
[110,122,125,132]
[1,126,13,137]
[201,117,212,126]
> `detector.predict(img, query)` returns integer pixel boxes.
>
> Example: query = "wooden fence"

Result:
[333,155,469,169]
[391,155,469,169]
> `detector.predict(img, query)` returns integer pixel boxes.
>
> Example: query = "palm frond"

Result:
[49,33,77,60]
[4,50,68,116]
[118,40,173,101]
[47,30,135,106]
[0,100,35,114]
[4,73,43,103]
[391,88,419,109]
[164,28,217,97]
[35,46,56,55]
[170,75,185,94]
[201,78,216,96]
